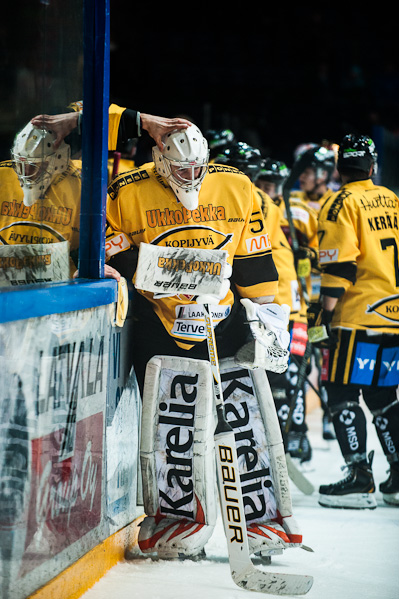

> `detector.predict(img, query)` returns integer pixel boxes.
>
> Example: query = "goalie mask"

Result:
[11,123,70,207]
[152,124,209,210]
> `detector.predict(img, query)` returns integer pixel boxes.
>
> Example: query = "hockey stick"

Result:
[202,303,313,595]
[284,341,313,434]
[281,164,315,435]
[111,151,121,179]
[282,161,311,306]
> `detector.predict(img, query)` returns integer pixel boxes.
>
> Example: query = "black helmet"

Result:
[205,128,235,159]
[337,134,378,175]
[295,145,336,182]
[216,141,265,181]
[258,158,290,183]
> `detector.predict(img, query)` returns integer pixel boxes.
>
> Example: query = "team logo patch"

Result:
[290,321,308,357]
[245,233,271,253]
[339,409,356,426]
[350,341,379,385]
[366,294,399,323]
[172,304,231,340]
[377,346,399,387]
[105,232,131,258]
[288,206,310,225]
[319,248,339,264]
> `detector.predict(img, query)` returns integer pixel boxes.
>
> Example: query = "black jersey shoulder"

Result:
[108,165,155,200]
[0,160,13,169]
[208,163,246,176]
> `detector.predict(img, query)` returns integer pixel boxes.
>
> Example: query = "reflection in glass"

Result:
[0,0,83,287]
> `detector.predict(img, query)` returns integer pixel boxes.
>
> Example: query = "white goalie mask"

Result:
[152,124,209,210]
[11,123,70,207]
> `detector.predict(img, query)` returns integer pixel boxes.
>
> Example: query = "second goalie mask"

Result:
[11,123,70,207]
[152,124,209,210]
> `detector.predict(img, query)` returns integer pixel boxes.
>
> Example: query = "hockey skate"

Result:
[380,461,399,506]
[138,513,213,561]
[247,521,290,561]
[247,512,304,563]
[319,451,377,509]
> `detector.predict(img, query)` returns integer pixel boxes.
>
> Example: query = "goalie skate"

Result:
[138,512,213,560]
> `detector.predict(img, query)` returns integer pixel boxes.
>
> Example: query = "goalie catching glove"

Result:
[235,299,291,373]
[307,301,338,348]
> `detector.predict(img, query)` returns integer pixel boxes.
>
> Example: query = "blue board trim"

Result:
[0,278,118,323]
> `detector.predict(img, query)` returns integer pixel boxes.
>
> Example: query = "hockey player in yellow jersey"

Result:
[258,158,319,297]
[106,132,284,366]
[0,123,81,284]
[290,144,336,213]
[216,143,316,463]
[214,145,301,319]
[105,126,309,562]
[308,134,399,508]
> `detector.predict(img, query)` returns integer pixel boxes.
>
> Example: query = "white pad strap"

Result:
[140,355,217,525]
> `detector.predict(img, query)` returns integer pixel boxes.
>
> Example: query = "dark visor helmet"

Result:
[258,158,290,183]
[337,134,378,175]
[216,141,265,182]
[295,145,336,182]
[205,128,236,159]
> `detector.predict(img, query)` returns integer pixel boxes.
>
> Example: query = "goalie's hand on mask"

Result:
[307,301,338,349]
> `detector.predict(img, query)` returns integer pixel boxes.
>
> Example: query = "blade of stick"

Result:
[202,303,314,595]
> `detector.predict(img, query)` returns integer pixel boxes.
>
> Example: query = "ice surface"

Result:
[82,405,399,599]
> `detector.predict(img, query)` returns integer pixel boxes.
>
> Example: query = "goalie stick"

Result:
[202,303,313,595]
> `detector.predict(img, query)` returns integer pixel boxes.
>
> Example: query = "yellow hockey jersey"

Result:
[106,163,279,348]
[273,195,318,250]
[272,194,319,309]
[290,188,334,213]
[0,161,81,273]
[318,179,399,333]
[255,188,303,322]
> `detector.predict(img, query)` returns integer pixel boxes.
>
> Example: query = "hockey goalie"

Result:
[105,125,309,567]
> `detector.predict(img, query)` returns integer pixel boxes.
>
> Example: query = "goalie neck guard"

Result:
[11,123,70,207]
[152,124,209,211]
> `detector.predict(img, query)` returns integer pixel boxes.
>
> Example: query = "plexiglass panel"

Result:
[0,0,83,287]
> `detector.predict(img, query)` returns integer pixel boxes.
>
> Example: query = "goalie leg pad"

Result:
[139,356,217,558]
[220,359,303,553]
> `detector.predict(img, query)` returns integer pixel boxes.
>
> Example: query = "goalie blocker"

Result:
[138,355,303,560]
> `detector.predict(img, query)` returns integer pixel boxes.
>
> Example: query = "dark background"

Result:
[109,5,399,166]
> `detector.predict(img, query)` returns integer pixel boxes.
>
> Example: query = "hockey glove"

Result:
[235,299,291,374]
[307,301,338,348]
[293,247,319,278]
[294,247,312,279]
